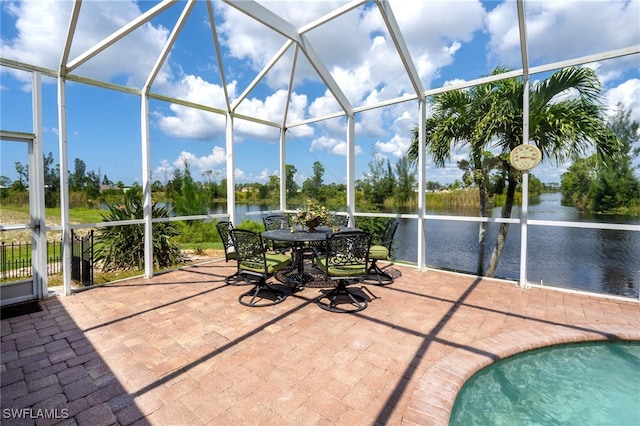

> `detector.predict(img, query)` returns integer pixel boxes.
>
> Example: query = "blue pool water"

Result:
[450,341,640,425]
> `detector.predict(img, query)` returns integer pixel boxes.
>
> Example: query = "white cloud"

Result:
[308,90,343,118]
[215,0,487,136]
[152,159,174,183]
[1,1,170,87]
[486,1,640,71]
[605,79,640,124]
[156,104,227,140]
[170,147,227,179]
[258,168,274,182]
[374,133,411,159]
[234,167,246,182]
[310,135,363,156]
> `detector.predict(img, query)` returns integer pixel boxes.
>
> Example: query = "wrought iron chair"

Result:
[314,230,372,313]
[215,220,247,285]
[263,214,294,253]
[304,214,348,260]
[365,219,399,285]
[230,228,291,307]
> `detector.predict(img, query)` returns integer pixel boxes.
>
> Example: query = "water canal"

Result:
[228,193,640,298]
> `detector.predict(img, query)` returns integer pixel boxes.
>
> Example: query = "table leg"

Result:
[280,244,317,288]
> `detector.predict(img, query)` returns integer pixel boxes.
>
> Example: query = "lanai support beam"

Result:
[140,0,197,278]
[417,99,427,271]
[279,129,287,211]
[346,114,356,226]
[517,0,531,288]
[141,96,153,279]
[30,72,47,300]
[226,114,236,225]
[57,0,82,296]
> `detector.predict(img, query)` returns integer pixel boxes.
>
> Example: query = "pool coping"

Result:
[402,323,640,425]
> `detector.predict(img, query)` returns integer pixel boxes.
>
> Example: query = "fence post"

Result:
[71,229,79,283]
[88,230,94,286]
[71,230,94,286]
[1,242,6,280]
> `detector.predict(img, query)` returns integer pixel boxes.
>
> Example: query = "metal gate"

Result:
[71,230,93,286]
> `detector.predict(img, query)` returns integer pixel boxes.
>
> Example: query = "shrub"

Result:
[174,220,220,244]
[94,198,186,271]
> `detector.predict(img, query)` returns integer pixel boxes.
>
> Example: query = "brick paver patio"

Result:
[2,259,639,425]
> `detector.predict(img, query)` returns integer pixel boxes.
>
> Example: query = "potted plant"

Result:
[292,199,329,232]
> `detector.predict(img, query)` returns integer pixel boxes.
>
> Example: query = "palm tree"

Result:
[409,66,620,277]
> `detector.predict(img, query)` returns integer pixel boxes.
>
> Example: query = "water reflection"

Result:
[393,193,639,298]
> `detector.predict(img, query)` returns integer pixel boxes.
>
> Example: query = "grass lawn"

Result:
[0,205,105,225]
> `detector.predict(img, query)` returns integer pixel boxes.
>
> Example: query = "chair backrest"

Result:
[216,221,235,262]
[380,219,399,250]
[263,214,290,231]
[230,228,267,273]
[322,230,372,280]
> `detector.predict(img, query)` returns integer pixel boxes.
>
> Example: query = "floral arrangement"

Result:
[292,198,329,227]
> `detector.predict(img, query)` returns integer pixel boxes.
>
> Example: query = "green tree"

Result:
[285,164,299,200]
[257,182,269,199]
[591,165,639,213]
[591,104,640,213]
[267,175,279,193]
[394,156,416,205]
[43,152,60,207]
[172,161,207,216]
[608,102,640,163]
[152,180,164,192]
[362,154,395,207]
[410,66,620,277]
[14,161,27,190]
[69,158,86,191]
[561,156,597,209]
[166,168,183,195]
[302,161,325,199]
[560,104,640,214]
[425,181,443,192]
[85,170,101,199]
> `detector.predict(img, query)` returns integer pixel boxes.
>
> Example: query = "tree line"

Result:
[560,105,639,214]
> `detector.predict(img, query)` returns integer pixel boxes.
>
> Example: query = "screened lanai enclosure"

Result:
[1,0,639,305]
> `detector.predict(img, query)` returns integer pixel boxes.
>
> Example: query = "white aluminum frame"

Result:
[0,0,638,297]
[0,73,47,304]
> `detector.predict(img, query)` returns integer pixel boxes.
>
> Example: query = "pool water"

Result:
[450,341,640,425]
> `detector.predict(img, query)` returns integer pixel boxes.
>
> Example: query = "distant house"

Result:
[100,185,130,193]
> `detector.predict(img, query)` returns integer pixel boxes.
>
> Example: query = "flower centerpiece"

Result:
[292,199,329,232]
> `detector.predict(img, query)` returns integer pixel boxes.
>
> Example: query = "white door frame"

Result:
[0,72,47,306]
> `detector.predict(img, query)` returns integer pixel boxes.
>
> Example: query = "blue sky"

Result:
[1,0,639,187]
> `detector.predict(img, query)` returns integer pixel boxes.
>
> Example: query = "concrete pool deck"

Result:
[2,260,639,425]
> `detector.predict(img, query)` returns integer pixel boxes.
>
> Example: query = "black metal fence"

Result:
[71,230,93,286]
[0,231,93,286]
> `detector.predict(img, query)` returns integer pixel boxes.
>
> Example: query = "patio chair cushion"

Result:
[240,253,291,274]
[314,256,367,277]
[368,244,389,260]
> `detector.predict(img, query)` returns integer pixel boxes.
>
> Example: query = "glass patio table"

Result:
[261,226,359,287]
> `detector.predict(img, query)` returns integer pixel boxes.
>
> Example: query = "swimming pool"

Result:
[450,341,640,425]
